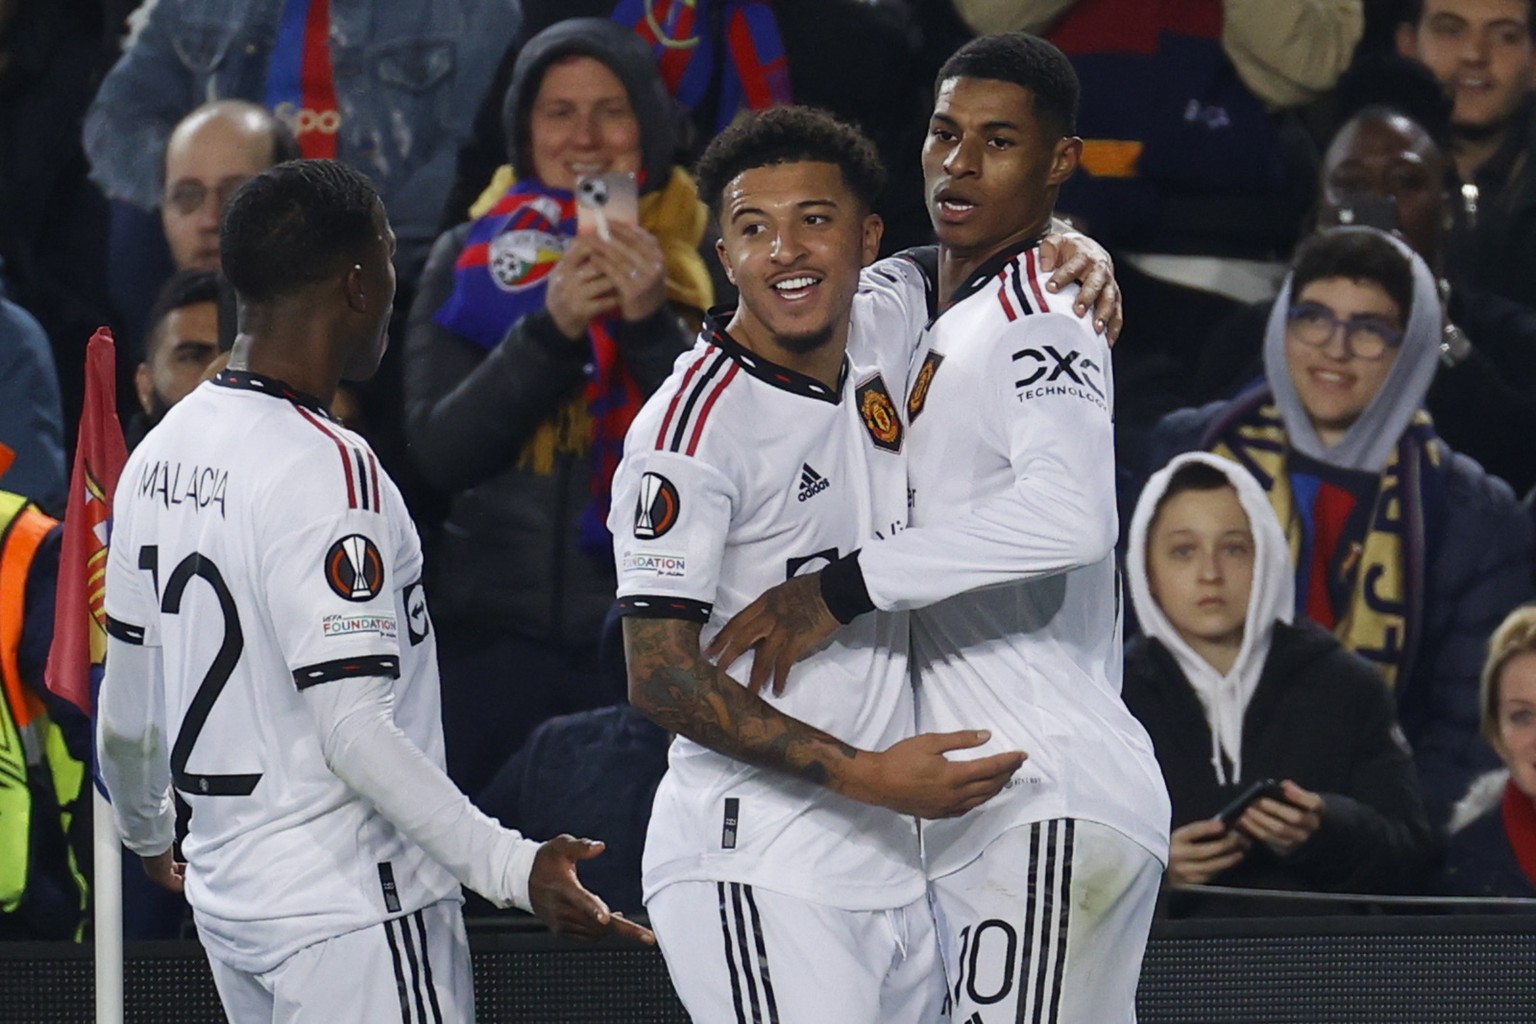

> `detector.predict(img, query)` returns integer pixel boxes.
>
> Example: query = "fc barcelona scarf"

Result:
[266,0,341,158]
[613,0,792,130]
[1203,387,1440,689]
[435,179,644,554]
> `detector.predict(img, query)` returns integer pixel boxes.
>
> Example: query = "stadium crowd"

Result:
[4,0,1536,961]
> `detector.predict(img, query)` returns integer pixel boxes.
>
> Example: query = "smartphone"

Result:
[575,172,639,241]
[1329,193,1399,233]
[1214,778,1284,828]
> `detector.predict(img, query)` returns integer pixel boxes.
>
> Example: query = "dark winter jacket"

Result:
[1143,401,1534,825]
[1124,620,1439,917]
[404,18,696,648]
[404,223,688,647]
[1438,772,1536,903]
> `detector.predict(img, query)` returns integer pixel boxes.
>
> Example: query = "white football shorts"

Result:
[929,818,1161,1024]
[649,880,945,1023]
[206,898,473,1023]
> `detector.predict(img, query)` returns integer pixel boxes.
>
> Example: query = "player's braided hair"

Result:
[937,33,1079,138]
[221,159,381,303]
[694,105,886,217]
[1290,229,1415,326]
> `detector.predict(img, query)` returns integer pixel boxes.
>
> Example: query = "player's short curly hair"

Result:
[694,105,886,218]
[936,33,1079,138]
[1290,228,1415,326]
[221,159,381,303]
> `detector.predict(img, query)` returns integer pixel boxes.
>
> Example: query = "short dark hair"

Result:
[145,268,221,358]
[220,159,381,303]
[693,105,886,218]
[1332,54,1454,152]
[1291,229,1415,325]
[1149,461,1235,533]
[936,33,1079,137]
[1403,0,1533,30]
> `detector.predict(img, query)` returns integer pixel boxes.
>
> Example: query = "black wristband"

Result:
[820,550,875,625]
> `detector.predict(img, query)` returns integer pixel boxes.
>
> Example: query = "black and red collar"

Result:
[943,232,1047,312]
[702,307,848,404]
[212,369,337,422]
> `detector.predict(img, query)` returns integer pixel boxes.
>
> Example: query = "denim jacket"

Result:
[84,0,522,279]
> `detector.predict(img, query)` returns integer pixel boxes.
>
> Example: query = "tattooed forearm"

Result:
[623,617,859,790]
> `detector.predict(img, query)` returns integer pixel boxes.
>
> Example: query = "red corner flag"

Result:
[46,328,128,716]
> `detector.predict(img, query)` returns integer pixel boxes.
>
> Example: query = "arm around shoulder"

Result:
[857,314,1118,611]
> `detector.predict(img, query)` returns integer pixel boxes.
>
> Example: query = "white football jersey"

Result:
[859,243,1170,876]
[610,259,930,911]
[103,371,458,973]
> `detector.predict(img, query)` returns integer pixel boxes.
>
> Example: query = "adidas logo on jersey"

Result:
[797,464,829,502]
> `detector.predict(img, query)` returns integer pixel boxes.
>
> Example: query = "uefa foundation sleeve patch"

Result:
[324,535,386,602]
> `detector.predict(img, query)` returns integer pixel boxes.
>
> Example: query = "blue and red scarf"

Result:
[435,179,645,554]
[613,0,792,130]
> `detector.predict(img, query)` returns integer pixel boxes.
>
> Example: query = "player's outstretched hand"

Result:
[1039,229,1122,343]
[528,835,655,945]
[142,848,186,894]
[847,730,1026,820]
[707,573,840,696]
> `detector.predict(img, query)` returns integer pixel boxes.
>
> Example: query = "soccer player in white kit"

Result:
[99,159,650,1024]
[713,36,1171,1023]
[610,108,1027,1024]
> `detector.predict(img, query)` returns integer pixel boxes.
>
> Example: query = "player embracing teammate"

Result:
[618,31,1168,1024]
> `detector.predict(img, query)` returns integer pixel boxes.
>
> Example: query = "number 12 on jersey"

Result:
[139,545,261,797]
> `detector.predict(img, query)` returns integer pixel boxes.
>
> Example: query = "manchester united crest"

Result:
[856,374,903,453]
[907,351,943,422]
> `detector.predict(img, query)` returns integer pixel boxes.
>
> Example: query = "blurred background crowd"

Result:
[5,0,1536,942]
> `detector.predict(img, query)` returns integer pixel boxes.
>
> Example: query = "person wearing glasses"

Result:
[159,102,301,275]
[1141,225,1535,829]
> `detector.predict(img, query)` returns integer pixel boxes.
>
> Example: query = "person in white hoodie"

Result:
[1123,452,1437,916]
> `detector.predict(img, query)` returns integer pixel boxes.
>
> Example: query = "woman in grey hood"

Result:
[403,18,712,793]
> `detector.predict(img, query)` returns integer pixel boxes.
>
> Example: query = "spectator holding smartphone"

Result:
[1123,452,1438,916]
[404,18,712,795]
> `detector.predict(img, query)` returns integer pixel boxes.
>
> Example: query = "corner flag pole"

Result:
[46,328,129,1024]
